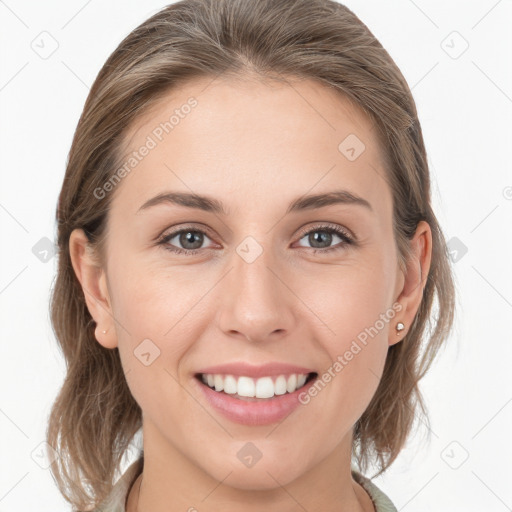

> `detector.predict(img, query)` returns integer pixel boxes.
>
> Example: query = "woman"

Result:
[47,0,455,510]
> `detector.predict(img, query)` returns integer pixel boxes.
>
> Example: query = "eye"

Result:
[157,223,355,255]
[295,224,354,253]
[157,226,216,255]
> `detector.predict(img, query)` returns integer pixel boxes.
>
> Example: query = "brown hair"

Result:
[48,0,455,509]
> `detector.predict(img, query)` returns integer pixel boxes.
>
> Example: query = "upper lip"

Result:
[195,362,317,379]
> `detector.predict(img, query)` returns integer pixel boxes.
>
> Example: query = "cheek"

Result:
[110,267,200,426]
[303,253,395,402]
[303,251,396,344]
[107,262,202,393]
[108,253,207,344]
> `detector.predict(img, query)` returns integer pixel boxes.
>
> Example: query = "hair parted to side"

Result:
[48,0,455,509]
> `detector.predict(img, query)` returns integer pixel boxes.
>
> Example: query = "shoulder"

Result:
[351,468,398,512]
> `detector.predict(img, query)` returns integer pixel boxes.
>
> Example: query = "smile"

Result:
[197,372,317,400]
[194,371,319,426]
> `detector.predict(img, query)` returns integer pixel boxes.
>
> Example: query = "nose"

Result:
[216,244,297,344]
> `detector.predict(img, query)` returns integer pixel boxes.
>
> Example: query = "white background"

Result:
[0,0,511,510]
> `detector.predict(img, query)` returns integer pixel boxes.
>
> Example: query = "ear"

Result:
[68,228,118,349]
[390,220,432,346]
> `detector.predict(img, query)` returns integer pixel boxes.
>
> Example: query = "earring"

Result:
[396,322,405,335]
[102,329,107,334]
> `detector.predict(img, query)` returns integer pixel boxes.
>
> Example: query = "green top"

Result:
[93,457,397,512]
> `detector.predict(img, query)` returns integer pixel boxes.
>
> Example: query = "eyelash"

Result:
[156,223,355,256]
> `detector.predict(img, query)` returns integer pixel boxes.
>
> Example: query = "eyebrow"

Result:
[136,190,373,215]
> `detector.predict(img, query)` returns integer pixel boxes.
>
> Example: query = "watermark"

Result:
[440,31,469,60]
[31,441,59,469]
[32,236,56,263]
[93,97,198,200]
[298,302,403,405]
[440,440,469,469]
[338,133,366,161]
[134,338,161,366]
[237,441,263,468]
[31,31,59,60]
[446,236,468,263]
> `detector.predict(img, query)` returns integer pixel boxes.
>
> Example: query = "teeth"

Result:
[200,372,311,398]
[275,375,287,395]
[286,374,297,393]
[255,377,274,398]
[297,374,307,388]
[224,375,238,394]
[214,374,224,392]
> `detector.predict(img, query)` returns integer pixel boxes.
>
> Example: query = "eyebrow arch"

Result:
[287,190,372,214]
[136,190,372,215]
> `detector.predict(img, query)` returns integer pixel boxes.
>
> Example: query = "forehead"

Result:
[110,75,391,218]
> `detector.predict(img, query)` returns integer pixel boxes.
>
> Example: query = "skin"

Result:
[69,75,431,512]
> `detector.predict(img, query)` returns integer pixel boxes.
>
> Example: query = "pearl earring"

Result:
[102,329,107,334]
[396,322,405,335]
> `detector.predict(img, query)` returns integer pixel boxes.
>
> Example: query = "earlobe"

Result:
[389,220,432,347]
[68,229,118,349]
[388,319,407,347]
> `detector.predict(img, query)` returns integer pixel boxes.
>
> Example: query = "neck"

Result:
[125,420,374,512]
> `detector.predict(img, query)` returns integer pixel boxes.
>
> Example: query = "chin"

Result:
[206,457,306,491]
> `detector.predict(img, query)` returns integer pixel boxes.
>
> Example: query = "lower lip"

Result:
[195,375,317,426]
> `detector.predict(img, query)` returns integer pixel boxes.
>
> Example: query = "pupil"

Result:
[310,231,331,248]
[181,231,203,249]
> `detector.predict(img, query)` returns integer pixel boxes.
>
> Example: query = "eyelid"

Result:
[295,222,355,242]
[157,222,216,242]
[156,223,218,249]
[158,222,354,241]
[157,221,356,254]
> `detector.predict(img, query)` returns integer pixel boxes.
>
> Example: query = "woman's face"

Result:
[72,76,422,491]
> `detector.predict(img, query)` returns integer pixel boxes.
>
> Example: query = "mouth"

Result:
[194,371,318,401]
